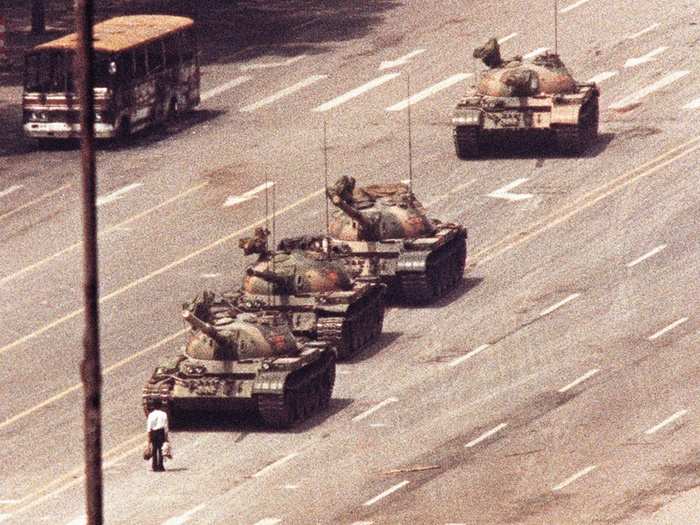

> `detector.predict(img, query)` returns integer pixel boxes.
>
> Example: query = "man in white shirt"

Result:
[146,402,169,472]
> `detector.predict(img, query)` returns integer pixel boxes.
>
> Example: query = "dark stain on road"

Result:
[615,125,663,140]
[598,458,700,523]
[505,492,573,523]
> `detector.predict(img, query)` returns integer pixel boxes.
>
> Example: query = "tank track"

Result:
[556,98,599,155]
[398,235,467,304]
[257,352,335,428]
[316,290,385,359]
[454,126,480,159]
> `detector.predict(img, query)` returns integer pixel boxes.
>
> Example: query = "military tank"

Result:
[452,38,599,157]
[142,308,336,428]
[224,228,385,359]
[324,176,467,304]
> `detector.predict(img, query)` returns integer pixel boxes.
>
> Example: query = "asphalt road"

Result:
[0,0,699,523]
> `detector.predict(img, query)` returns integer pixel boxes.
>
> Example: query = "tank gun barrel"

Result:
[245,267,291,289]
[182,310,227,345]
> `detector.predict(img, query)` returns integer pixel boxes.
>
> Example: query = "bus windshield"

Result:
[24,51,113,93]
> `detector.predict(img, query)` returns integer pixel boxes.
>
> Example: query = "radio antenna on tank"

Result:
[554,0,559,55]
[264,174,272,302]
[406,72,414,198]
[323,119,330,235]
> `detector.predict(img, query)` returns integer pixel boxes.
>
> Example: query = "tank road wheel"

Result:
[454,126,480,159]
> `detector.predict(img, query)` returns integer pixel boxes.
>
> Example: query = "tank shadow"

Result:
[466,131,613,160]
[170,397,353,434]
[342,330,402,364]
[389,276,483,309]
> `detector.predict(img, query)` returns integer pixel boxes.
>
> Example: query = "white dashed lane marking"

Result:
[487,178,533,202]
[644,410,688,435]
[647,317,688,341]
[558,369,600,393]
[352,398,399,422]
[560,0,591,13]
[313,73,401,112]
[626,23,660,40]
[683,97,700,109]
[587,71,618,84]
[464,423,508,448]
[96,183,143,207]
[379,49,426,70]
[200,76,252,102]
[626,244,666,267]
[0,185,22,200]
[609,70,690,110]
[624,46,667,68]
[223,182,274,207]
[253,519,281,525]
[253,452,299,478]
[240,54,306,71]
[539,293,580,317]
[498,33,518,44]
[386,73,471,111]
[363,480,409,506]
[447,344,490,368]
[552,465,597,491]
[162,504,206,525]
[64,517,86,525]
[240,75,327,112]
[522,47,549,60]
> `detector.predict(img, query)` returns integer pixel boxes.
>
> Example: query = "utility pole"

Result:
[31,0,46,35]
[75,0,103,523]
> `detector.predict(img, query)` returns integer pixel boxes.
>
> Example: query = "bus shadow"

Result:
[103,109,226,151]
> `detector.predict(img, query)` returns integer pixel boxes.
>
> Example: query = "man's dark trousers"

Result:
[150,428,166,471]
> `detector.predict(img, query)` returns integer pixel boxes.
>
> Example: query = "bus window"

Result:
[147,41,164,73]
[134,46,147,79]
[115,53,132,83]
[25,51,72,92]
[164,36,179,68]
[93,53,113,88]
[180,29,195,62]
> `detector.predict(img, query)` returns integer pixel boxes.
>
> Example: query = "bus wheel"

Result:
[167,98,180,122]
[115,117,130,143]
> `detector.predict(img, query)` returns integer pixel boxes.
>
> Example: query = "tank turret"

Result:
[326,176,436,242]
[143,307,336,428]
[452,37,599,158]
[323,176,468,304]
[231,232,385,358]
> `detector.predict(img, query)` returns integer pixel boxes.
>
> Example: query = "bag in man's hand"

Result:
[143,442,153,461]
[162,441,173,460]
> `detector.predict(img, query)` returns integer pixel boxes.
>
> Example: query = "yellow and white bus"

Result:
[23,15,200,140]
